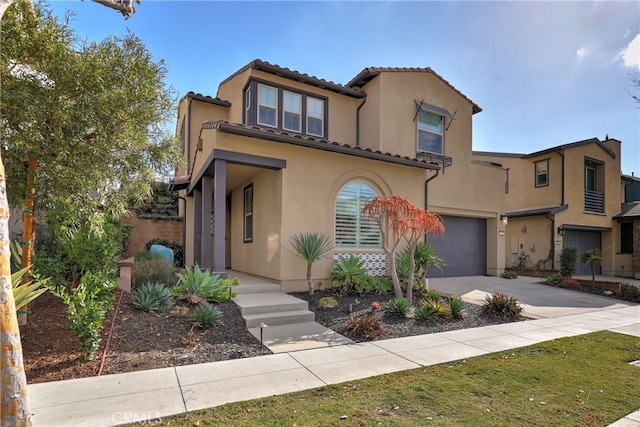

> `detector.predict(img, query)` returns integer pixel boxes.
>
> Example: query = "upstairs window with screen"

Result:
[257,85,277,127]
[417,110,443,154]
[535,159,549,187]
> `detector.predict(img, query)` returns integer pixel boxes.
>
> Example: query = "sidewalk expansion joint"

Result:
[173,366,188,413]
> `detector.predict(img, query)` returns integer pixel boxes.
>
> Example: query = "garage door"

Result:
[563,230,601,275]
[427,216,487,277]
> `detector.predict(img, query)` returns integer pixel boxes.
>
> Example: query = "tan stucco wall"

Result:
[504,216,554,269]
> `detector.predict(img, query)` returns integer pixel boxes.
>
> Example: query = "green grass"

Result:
[137,331,640,426]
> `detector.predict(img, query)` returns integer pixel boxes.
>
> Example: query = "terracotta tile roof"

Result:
[181,91,231,107]
[218,59,365,98]
[348,67,482,114]
[200,120,439,171]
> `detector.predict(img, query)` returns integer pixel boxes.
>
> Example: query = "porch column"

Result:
[201,176,213,269]
[193,187,202,266]
[213,159,227,273]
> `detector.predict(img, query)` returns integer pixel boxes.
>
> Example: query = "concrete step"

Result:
[243,309,316,328]
[234,283,282,294]
[234,292,309,316]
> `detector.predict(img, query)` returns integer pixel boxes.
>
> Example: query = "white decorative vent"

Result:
[333,253,387,277]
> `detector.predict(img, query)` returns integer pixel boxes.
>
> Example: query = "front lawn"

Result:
[136,331,640,426]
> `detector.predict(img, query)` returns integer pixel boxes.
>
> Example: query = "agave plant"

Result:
[290,232,333,295]
[131,282,175,312]
[174,265,237,302]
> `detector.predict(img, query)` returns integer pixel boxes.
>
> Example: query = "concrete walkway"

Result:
[28,302,640,426]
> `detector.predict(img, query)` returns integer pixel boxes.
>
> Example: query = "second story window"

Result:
[244,79,328,138]
[307,97,324,137]
[535,159,549,187]
[283,91,301,132]
[417,110,443,154]
[258,84,277,127]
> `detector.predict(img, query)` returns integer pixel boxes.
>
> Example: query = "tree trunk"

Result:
[1,151,32,426]
[405,246,416,301]
[19,154,37,325]
[306,262,314,296]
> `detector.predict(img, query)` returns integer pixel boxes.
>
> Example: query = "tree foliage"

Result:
[0,1,181,230]
[362,194,445,300]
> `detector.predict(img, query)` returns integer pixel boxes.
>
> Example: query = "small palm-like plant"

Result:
[189,303,223,328]
[290,232,333,296]
[330,255,369,296]
[385,297,413,318]
[12,266,49,311]
[414,305,436,322]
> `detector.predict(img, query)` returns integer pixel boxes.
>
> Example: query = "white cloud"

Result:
[576,47,588,58]
[622,33,640,70]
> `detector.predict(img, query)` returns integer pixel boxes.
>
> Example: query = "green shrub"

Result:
[340,314,385,341]
[559,247,578,277]
[318,296,338,309]
[385,297,413,318]
[422,297,452,320]
[619,283,640,303]
[481,292,523,320]
[543,273,563,285]
[50,270,118,360]
[501,270,518,279]
[447,295,466,319]
[173,265,238,302]
[189,303,223,328]
[131,282,174,312]
[414,305,436,322]
[146,238,184,267]
[330,255,369,296]
[424,289,442,302]
[134,252,173,286]
[371,276,392,295]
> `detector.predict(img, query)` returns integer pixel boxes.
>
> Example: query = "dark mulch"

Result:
[21,285,525,384]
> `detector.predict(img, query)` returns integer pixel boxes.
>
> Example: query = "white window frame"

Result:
[335,181,381,249]
[282,91,301,132]
[306,97,324,137]
[535,159,549,187]
[257,84,277,127]
[417,110,443,155]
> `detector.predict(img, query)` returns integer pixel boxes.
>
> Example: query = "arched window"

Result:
[335,181,382,249]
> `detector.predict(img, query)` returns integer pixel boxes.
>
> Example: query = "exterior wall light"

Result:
[557,225,565,236]
[500,215,508,226]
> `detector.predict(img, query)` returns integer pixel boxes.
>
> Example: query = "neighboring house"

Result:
[614,174,640,279]
[474,138,627,277]
[172,59,508,291]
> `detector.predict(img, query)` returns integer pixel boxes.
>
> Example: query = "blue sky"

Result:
[48,1,640,175]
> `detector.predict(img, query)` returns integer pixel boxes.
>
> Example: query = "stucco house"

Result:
[474,138,636,278]
[171,59,508,291]
[171,59,634,290]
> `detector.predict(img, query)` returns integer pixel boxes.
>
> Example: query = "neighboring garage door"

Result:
[563,230,601,275]
[427,216,487,277]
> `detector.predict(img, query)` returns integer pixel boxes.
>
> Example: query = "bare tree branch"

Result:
[90,0,137,18]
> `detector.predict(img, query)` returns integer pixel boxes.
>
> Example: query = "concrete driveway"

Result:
[429,275,638,319]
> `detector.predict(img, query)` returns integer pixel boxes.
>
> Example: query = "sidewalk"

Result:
[27,304,640,427]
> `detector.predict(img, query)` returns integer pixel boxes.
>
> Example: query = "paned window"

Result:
[307,97,324,137]
[258,85,277,127]
[243,184,253,243]
[283,91,301,132]
[417,110,443,154]
[335,181,381,249]
[535,159,548,187]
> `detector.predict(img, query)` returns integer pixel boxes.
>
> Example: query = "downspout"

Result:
[355,94,367,147]
[424,169,440,210]
[557,151,565,204]
[549,214,556,271]
[187,97,192,174]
